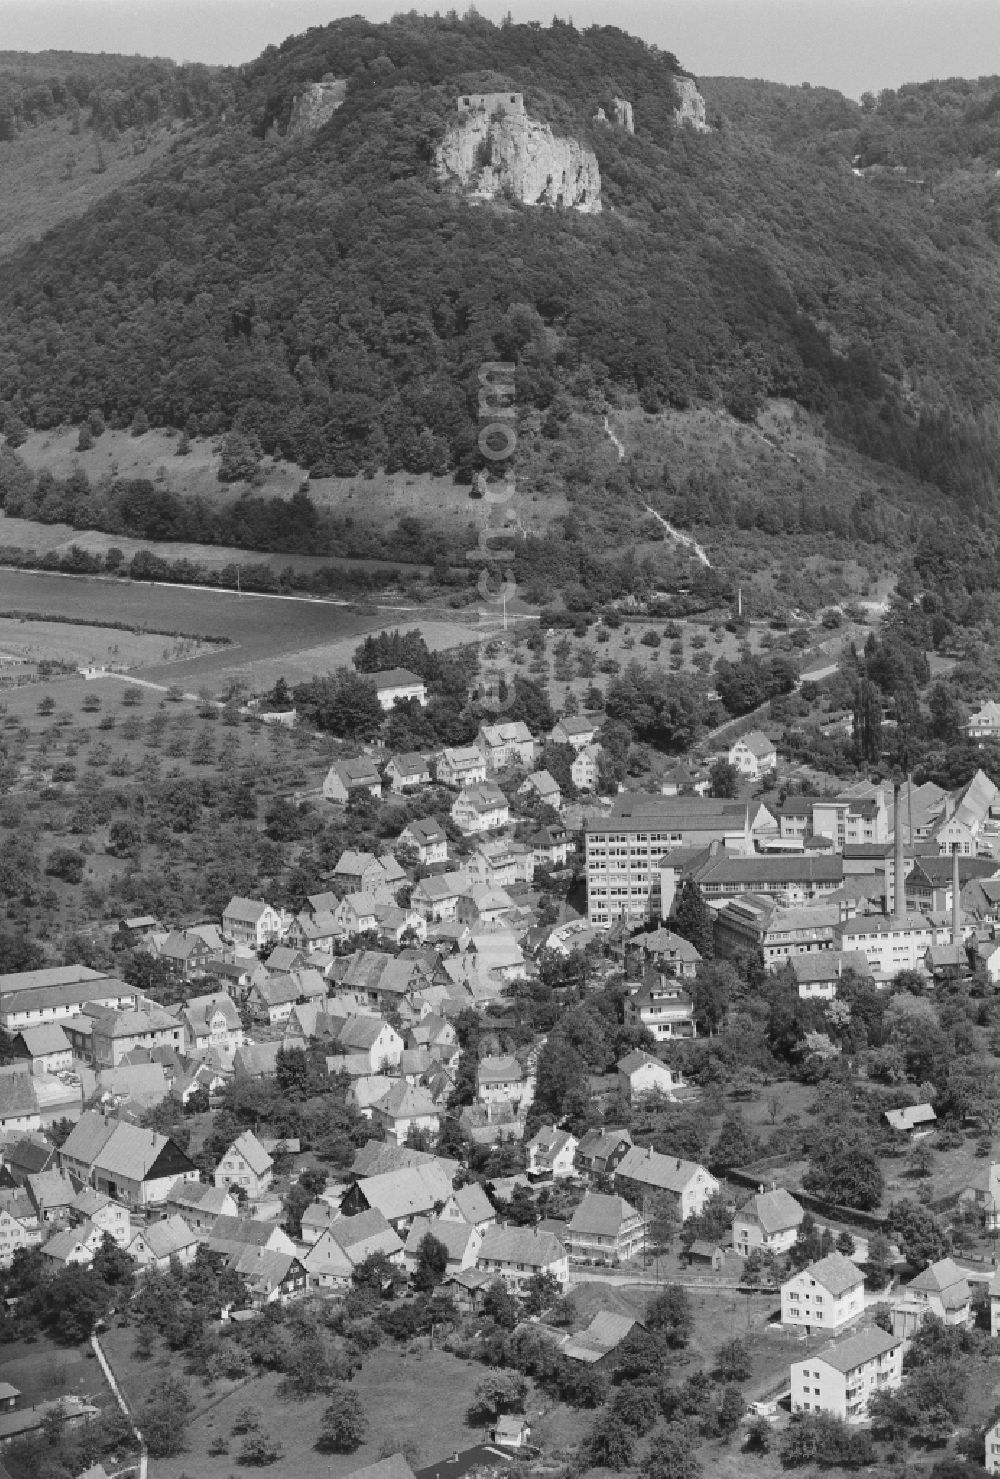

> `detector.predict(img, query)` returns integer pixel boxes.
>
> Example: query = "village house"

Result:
[164,1179,238,1236]
[436,746,488,788]
[986,1417,1000,1476]
[438,1181,497,1236]
[340,1161,454,1232]
[576,1127,633,1181]
[550,716,597,751]
[62,1002,183,1068]
[456,885,514,928]
[885,1103,937,1139]
[477,721,536,772]
[213,1131,274,1200]
[328,1017,404,1073]
[476,1055,535,1113]
[335,893,382,938]
[411,871,470,923]
[616,1051,684,1104]
[614,1146,719,1221]
[531,825,571,871]
[302,1208,405,1287]
[180,992,245,1060]
[68,1183,130,1242]
[632,930,701,980]
[334,851,406,899]
[156,929,214,980]
[526,1126,578,1180]
[519,770,561,811]
[0,1067,79,1134]
[322,758,383,804]
[0,965,141,1032]
[59,1112,198,1210]
[404,1215,482,1273]
[371,1082,441,1146]
[245,973,302,1026]
[476,1223,569,1291]
[222,897,286,953]
[728,729,777,780]
[781,1251,865,1333]
[41,1223,102,1269]
[370,669,427,711]
[905,1257,973,1326]
[565,1192,646,1266]
[732,1188,804,1257]
[398,818,449,866]
[384,753,433,794]
[0,1201,40,1267]
[9,1025,72,1076]
[26,1169,75,1225]
[790,1327,902,1423]
[451,782,510,836]
[571,745,601,793]
[128,1214,200,1272]
[263,944,308,977]
[966,701,1000,744]
[231,1246,309,1306]
[790,950,872,1000]
[205,1215,296,1261]
[622,977,696,1042]
[285,908,342,955]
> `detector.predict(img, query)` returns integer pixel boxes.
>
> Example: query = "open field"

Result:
[0,511,424,575]
[0,116,178,262]
[0,615,217,670]
[0,1336,109,1412]
[98,1331,521,1479]
[16,428,558,538]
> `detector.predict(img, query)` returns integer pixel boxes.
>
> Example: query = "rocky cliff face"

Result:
[435,106,601,213]
[286,77,347,136]
[674,76,709,131]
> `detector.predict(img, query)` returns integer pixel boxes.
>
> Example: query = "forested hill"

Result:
[2,14,1000,527]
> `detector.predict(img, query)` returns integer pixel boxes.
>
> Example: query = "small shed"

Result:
[687,1240,725,1270]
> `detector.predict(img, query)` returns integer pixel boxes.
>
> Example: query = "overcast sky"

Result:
[3,0,1000,99]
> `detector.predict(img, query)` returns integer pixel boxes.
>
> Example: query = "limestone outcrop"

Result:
[436,99,601,213]
[286,77,347,136]
[674,76,709,131]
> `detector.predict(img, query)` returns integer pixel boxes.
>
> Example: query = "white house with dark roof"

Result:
[222,896,285,952]
[791,1326,902,1422]
[302,1208,404,1286]
[411,871,470,923]
[905,1257,973,1326]
[436,746,488,788]
[527,1126,578,1180]
[519,770,561,811]
[384,753,433,794]
[789,950,872,1000]
[439,1181,496,1235]
[729,729,777,780]
[986,1417,1000,1475]
[370,1082,441,1146]
[180,992,244,1060]
[451,782,509,836]
[476,1055,534,1112]
[622,979,696,1042]
[616,1052,684,1103]
[398,818,448,866]
[565,1192,646,1265]
[550,716,597,752]
[614,1146,718,1221]
[213,1131,274,1200]
[128,1213,199,1271]
[571,745,600,793]
[322,758,383,804]
[165,1178,237,1235]
[732,1188,803,1256]
[370,669,427,711]
[403,1215,481,1272]
[781,1251,864,1333]
[10,1025,72,1077]
[340,1161,454,1231]
[477,721,535,772]
[477,1223,568,1289]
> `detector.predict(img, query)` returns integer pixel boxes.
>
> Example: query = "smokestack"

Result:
[952,845,961,946]
[893,782,906,923]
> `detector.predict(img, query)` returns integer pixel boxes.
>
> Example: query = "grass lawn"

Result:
[0,1336,110,1411]
[116,1341,518,1479]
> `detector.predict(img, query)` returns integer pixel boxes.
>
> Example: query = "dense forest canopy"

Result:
[1,16,1000,538]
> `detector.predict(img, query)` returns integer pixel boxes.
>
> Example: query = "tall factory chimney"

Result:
[952,845,961,945]
[893,781,906,923]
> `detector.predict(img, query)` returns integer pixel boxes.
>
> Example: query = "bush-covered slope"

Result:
[1,15,1000,525]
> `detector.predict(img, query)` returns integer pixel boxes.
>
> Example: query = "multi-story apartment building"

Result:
[714,898,844,966]
[585,795,754,927]
[693,853,844,903]
[790,1327,902,1422]
[781,1251,864,1333]
[622,976,696,1041]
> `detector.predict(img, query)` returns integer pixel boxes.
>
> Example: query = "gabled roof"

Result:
[12,1024,71,1057]
[207,1215,280,1250]
[402,818,447,845]
[166,1179,234,1216]
[404,1215,477,1262]
[568,1192,639,1237]
[339,1456,416,1479]
[350,1140,459,1181]
[93,1120,191,1183]
[796,1250,863,1298]
[355,1162,454,1221]
[141,1214,198,1259]
[225,1132,273,1178]
[327,1207,403,1259]
[577,1127,632,1161]
[371,668,425,691]
[907,1257,972,1308]
[562,1310,639,1363]
[739,1188,803,1236]
[615,1145,711,1195]
[375,1081,439,1120]
[450,1182,495,1225]
[885,1104,936,1132]
[477,1054,525,1085]
[810,1325,901,1375]
[479,1223,565,1268]
[0,1071,38,1121]
[336,850,377,877]
[223,896,272,923]
[617,1050,671,1077]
